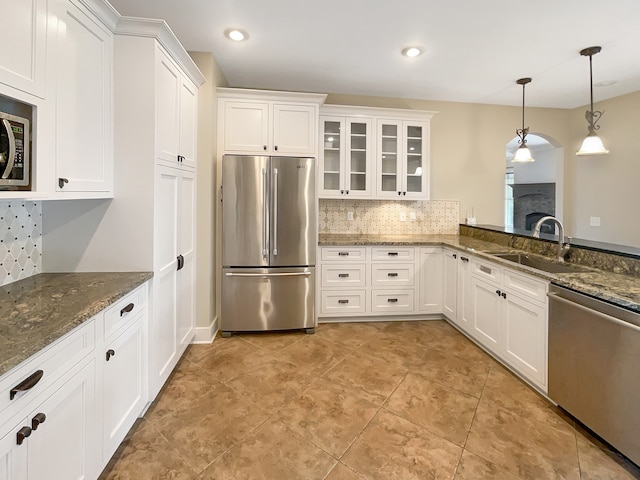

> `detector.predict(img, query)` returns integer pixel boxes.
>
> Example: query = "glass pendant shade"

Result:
[512,143,535,163]
[576,131,609,155]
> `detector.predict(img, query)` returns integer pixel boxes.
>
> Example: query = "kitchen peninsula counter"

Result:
[319,233,640,314]
[0,272,153,377]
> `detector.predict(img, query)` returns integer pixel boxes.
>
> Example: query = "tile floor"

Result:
[99,320,640,479]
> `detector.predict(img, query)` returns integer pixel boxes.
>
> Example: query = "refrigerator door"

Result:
[221,267,315,332]
[269,156,316,267]
[222,155,270,267]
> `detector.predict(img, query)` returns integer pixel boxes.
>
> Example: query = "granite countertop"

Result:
[0,272,153,377]
[318,233,640,314]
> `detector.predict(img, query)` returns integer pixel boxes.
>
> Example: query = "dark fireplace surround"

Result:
[511,183,556,233]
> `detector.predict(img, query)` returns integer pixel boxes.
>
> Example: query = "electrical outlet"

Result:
[399,212,407,222]
[347,211,354,221]
[409,212,417,222]
[590,216,601,227]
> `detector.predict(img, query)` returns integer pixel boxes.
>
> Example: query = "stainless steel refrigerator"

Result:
[221,155,316,335]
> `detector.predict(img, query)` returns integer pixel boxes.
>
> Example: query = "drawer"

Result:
[371,263,415,287]
[504,268,548,304]
[371,289,415,313]
[103,284,148,341]
[471,257,503,284]
[321,247,366,262]
[321,264,366,288]
[320,290,366,315]
[0,319,96,427]
[371,247,415,261]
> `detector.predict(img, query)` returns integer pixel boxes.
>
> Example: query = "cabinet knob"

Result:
[398,191,401,196]
[177,254,185,271]
[263,145,267,151]
[453,254,457,259]
[502,292,507,299]
[31,413,46,431]
[274,145,278,151]
[340,190,344,194]
[58,178,69,189]
[403,191,407,196]
[16,426,32,445]
[346,190,349,194]
[106,349,116,361]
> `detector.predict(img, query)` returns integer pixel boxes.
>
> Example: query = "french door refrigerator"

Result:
[221,155,316,335]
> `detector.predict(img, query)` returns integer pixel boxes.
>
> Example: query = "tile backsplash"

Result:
[319,199,459,235]
[0,201,42,286]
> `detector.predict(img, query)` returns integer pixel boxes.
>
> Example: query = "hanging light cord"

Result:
[582,47,604,132]
[516,78,531,145]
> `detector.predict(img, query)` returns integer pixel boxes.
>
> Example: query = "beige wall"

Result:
[566,90,640,246]
[189,52,228,330]
[325,94,572,226]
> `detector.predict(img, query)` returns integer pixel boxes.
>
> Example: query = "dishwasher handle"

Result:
[548,292,640,333]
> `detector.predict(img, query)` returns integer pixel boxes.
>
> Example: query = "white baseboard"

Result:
[191,316,219,344]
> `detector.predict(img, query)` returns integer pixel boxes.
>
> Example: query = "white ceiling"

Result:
[108,0,640,109]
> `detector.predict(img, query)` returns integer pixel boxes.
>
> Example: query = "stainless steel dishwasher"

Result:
[548,284,640,466]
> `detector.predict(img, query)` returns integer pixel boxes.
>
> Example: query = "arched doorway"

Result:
[505,133,564,232]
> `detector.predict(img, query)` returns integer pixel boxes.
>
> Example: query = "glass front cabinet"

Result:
[319,116,372,198]
[376,119,429,199]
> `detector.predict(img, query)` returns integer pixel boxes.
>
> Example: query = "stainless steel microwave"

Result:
[0,111,30,187]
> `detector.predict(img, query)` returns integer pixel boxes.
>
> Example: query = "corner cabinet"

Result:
[317,105,435,200]
[218,89,327,157]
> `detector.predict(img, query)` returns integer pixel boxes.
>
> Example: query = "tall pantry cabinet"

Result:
[113,19,204,398]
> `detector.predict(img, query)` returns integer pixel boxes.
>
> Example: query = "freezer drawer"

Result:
[222,267,315,332]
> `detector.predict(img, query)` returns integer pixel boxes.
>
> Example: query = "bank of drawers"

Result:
[319,246,417,316]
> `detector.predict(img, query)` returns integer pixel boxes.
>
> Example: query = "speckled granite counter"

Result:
[0,272,153,377]
[319,233,640,314]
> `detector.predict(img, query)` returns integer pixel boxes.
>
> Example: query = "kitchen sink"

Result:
[491,253,588,274]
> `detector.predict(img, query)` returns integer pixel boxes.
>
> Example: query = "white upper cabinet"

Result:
[376,119,429,199]
[319,115,373,198]
[218,88,326,157]
[0,0,47,98]
[53,0,114,194]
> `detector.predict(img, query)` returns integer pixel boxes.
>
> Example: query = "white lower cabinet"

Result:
[468,274,503,351]
[419,247,443,313]
[442,248,458,319]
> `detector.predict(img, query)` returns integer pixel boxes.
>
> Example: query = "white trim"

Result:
[320,104,437,121]
[191,316,219,344]
[217,87,327,105]
[319,314,444,324]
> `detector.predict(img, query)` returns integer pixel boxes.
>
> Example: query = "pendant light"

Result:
[512,77,534,163]
[576,46,609,155]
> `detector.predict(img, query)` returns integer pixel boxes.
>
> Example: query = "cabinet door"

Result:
[469,275,502,351]
[0,420,28,480]
[319,116,345,197]
[456,255,473,333]
[272,104,316,155]
[402,121,428,199]
[153,166,180,394]
[222,101,269,154]
[26,360,96,480]
[345,118,372,197]
[376,119,402,197]
[102,321,144,463]
[178,77,197,169]
[177,170,196,350]
[155,47,181,167]
[0,0,46,98]
[442,249,458,319]
[503,293,547,388]
[54,0,113,193]
[418,248,442,313]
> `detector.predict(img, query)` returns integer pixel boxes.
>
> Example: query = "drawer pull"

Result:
[480,265,492,275]
[16,426,31,445]
[106,349,116,361]
[387,252,399,256]
[460,256,469,263]
[387,272,399,277]
[338,299,349,304]
[120,302,135,316]
[10,370,44,400]
[452,253,457,259]
[31,413,46,431]
[387,298,398,303]
[338,273,350,278]
[338,252,349,256]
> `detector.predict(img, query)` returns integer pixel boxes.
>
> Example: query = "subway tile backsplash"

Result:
[319,199,459,235]
[0,201,42,286]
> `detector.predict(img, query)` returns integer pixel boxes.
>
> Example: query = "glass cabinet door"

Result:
[378,121,400,195]
[404,123,425,195]
[320,117,344,196]
[345,119,371,196]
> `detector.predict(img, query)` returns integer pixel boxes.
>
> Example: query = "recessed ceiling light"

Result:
[401,47,423,58]
[224,29,249,42]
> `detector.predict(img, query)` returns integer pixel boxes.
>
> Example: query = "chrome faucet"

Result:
[532,216,570,262]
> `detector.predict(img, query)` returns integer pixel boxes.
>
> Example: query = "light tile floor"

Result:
[99,320,640,479]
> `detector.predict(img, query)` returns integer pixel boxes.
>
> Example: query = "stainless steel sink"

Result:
[491,253,588,273]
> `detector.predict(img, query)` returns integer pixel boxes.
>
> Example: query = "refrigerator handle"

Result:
[225,272,311,278]
[273,167,278,256]
[262,167,268,258]
[1,119,15,179]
